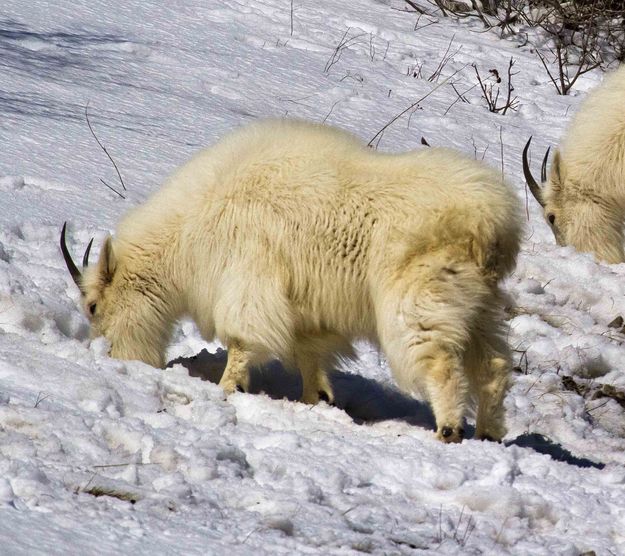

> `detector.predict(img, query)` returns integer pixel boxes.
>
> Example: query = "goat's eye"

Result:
[88,303,97,316]
[547,213,556,225]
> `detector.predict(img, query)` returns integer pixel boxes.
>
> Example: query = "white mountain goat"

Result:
[61,119,522,443]
[523,64,625,263]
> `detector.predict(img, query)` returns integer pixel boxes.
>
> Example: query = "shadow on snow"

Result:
[168,348,604,470]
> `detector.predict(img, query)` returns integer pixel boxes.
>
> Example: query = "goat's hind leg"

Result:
[465,308,511,442]
[377,257,487,443]
[380,316,471,443]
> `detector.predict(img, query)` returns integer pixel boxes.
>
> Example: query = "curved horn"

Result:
[60,222,83,290]
[82,237,94,268]
[522,137,545,208]
[541,146,551,183]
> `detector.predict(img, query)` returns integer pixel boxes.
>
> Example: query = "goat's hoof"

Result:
[477,433,502,443]
[219,383,235,395]
[438,425,464,443]
[475,425,505,442]
[219,379,246,396]
[318,390,333,404]
[301,387,334,405]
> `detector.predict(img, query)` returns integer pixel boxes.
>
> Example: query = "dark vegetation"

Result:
[403,0,625,95]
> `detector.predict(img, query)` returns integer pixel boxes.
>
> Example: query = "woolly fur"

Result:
[79,119,523,442]
[542,64,625,263]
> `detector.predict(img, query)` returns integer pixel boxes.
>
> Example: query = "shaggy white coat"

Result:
[539,64,625,263]
[77,119,522,442]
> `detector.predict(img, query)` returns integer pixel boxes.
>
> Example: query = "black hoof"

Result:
[318,391,330,403]
[440,426,464,440]
[236,385,245,393]
[480,435,501,443]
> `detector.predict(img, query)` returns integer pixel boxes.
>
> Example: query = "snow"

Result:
[1,0,625,553]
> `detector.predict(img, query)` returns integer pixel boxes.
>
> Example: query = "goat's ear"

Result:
[552,149,564,184]
[97,236,117,284]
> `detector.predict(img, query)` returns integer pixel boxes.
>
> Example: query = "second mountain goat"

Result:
[524,64,625,263]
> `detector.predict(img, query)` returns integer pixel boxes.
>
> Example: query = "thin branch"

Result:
[443,82,478,116]
[99,178,126,199]
[473,58,518,114]
[368,66,464,147]
[322,100,342,124]
[499,125,504,183]
[535,49,562,94]
[85,102,127,192]
[473,63,494,110]
[34,392,50,408]
[324,28,367,74]
[501,57,517,115]
[93,462,155,469]
[428,34,460,82]
[402,0,427,14]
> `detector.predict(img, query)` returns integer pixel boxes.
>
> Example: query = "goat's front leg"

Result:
[218,340,251,394]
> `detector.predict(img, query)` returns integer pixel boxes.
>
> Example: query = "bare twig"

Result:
[499,125,504,183]
[428,35,461,82]
[494,517,509,546]
[443,82,478,116]
[322,100,342,124]
[473,58,518,114]
[407,61,424,79]
[382,39,390,62]
[34,392,50,408]
[403,0,427,14]
[460,515,476,547]
[587,398,611,414]
[413,12,438,31]
[437,505,443,544]
[470,135,489,161]
[85,101,127,198]
[501,57,517,115]
[99,178,125,199]
[468,0,491,28]
[338,71,363,84]
[324,28,367,73]
[368,67,464,148]
[93,462,154,469]
[453,506,466,542]
[536,49,562,94]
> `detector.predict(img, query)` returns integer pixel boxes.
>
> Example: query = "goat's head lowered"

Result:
[523,137,568,246]
[60,223,167,367]
[522,137,625,263]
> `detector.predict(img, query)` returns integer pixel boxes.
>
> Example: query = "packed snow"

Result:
[1,0,625,554]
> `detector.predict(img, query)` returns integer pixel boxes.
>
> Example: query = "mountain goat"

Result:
[523,64,625,263]
[62,119,522,443]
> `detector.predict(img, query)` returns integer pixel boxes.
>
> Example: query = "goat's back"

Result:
[560,65,625,196]
[116,120,521,328]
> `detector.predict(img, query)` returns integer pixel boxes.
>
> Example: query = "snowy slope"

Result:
[1,0,625,554]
